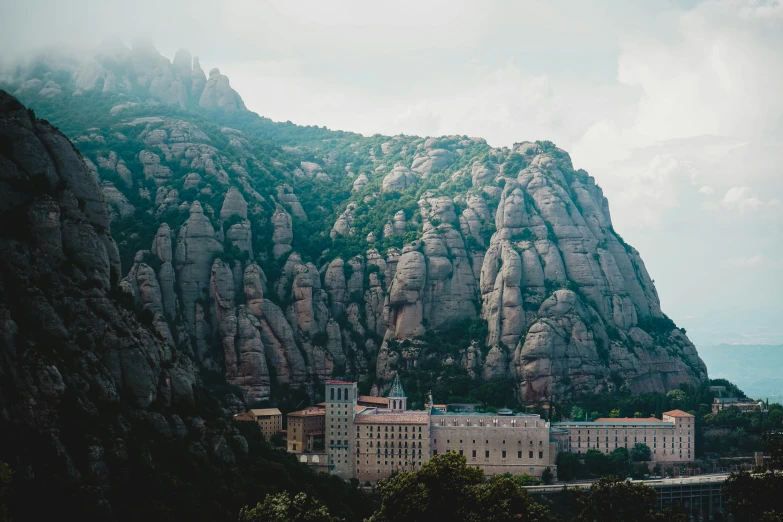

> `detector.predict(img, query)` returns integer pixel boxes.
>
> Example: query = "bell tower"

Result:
[388,374,407,412]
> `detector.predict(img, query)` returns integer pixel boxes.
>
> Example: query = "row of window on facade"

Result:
[435,439,543,446]
[432,448,544,459]
[358,425,423,432]
[573,436,690,443]
[357,441,424,448]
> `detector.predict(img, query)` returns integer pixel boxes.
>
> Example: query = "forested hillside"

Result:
[3,40,707,412]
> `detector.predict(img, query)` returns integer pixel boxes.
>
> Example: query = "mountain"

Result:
[0,92,373,521]
[1,41,708,409]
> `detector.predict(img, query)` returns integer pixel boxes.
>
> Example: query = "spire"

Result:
[388,374,406,398]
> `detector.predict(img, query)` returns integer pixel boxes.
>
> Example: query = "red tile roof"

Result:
[663,409,694,418]
[326,380,356,385]
[233,412,255,422]
[595,417,662,423]
[358,395,390,406]
[288,407,326,417]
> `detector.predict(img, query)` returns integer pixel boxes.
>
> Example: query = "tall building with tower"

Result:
[325,380,358,480]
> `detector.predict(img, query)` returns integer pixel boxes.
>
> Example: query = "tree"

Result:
[367,453,558,522]
[0,462,12,522]
[609,409,621,418]
[542,467,554,485]
[666,389,686,409]
[723,471,783,521]
[608,447,630,476]
[570,406,586,421]
[584,449,610,476]
[630,443,652,462]
[239,492,343,522]
[589,411,601,421]
[556,452,586,481]
[575,477,687,522]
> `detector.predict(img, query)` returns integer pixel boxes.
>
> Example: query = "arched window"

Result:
[344,388,349,401]
[338,388,342,400]
[330,388,335,400]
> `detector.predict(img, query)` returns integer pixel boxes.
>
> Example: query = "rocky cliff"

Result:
[2,44,708,408]
[0,92,371,521]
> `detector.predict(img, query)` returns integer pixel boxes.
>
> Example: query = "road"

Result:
[524,473,731,494]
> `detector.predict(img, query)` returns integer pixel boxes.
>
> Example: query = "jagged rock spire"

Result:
[388,374,406,398]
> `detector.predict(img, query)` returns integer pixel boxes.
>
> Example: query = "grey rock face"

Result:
[199,68,246,113]
[102,182,135,220]
[174,201,223,336]
[271,205,293,258]
[382,165,417,192]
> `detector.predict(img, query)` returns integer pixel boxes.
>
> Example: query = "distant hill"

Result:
[700,344,783,402]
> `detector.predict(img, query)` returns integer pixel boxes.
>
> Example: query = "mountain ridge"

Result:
[1,41,708,408]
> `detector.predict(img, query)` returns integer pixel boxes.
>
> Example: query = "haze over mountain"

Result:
[2,36,709,407]
[2,0,780,347]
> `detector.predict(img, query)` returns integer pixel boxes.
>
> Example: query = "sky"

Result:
[2,0,781,346]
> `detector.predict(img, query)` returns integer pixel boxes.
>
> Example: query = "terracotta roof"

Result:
[326,380,356,385]
[663,409,695,418]
[354,411,430,424]
[358,395,390,405]
[233,412,256,422]
[288,407,325,417]
[316,402,326,408]
[595,417,662,423]
[250,408,282,416]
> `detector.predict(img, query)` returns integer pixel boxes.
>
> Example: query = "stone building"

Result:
[287,407,325,453]
[712,397,764,414]
[429,409,555,478]
[249,408,282,440]
[552,410,695,462]
[354,375,430,483]
[325,380,359,480]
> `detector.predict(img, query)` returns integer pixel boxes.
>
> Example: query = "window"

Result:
[538,451,543,459]
[529,451,533,458]
[485,451,489,458]
[518,451,522,458]
[338,388,342,400]
[502,450,506,458]
[330,388,335,400]
[472,450,477,458]
[459,450,463,455]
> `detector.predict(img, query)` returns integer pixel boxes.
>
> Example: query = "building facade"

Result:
[325,380,358,480]
[429,411,555,477]
[287,407,325,453]
[552,410,695,463]
[354,376,430,483]
[249,408,282,440]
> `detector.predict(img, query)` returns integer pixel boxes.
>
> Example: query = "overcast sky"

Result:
[2,0,781,346]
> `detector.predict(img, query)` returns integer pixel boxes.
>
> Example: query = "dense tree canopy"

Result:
[367,453,558,522]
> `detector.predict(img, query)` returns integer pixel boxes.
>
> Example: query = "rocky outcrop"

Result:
[174,201,223,347]
[5,41,708,408]
[271,205,293,258]
[382,165,417,192]
[102,182,135,220]
[199,68,246,113]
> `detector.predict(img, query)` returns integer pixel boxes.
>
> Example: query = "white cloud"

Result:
[731,254,768,267]
[699,185,714,195]
[721,186,780,213]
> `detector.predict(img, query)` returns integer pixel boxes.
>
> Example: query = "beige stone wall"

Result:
[326,383,357,480]
[355,421,430,484]
[662,415,694,461]
[556,421,692,463]
[257,414,282,440]
[429,415,552,478]
[288,414,325,453]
